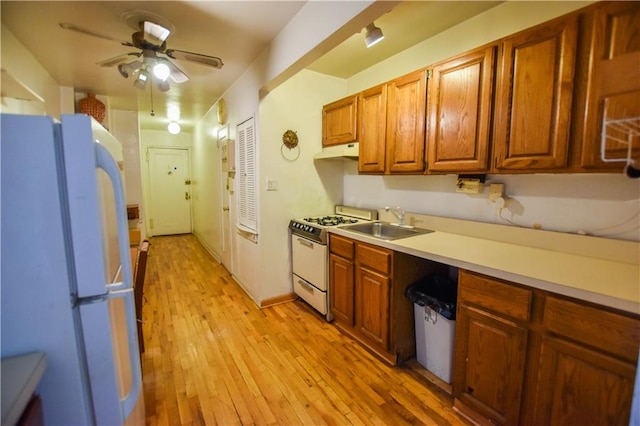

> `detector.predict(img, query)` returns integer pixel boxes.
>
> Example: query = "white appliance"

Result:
[1,114,144,425]
[288,205,377,321]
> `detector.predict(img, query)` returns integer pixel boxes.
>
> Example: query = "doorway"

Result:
[147,147,192,236]
[218,128,232,271]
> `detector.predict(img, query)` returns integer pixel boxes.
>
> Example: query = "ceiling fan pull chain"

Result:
[150,77,155,117]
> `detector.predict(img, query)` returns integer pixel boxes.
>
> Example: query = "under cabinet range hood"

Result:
[313,142,359,160]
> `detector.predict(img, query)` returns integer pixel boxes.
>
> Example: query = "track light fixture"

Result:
[364,22,384,48]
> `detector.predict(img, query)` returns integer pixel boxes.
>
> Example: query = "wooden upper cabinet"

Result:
[358,85,387,173]
[386,69,428,173]
[577,1,640,171]
[426,45,496,173]
[322,94,358,147]
[493,15,578,171]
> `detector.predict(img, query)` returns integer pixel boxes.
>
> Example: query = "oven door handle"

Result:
[296,237,314,248]
[297,279,315,292]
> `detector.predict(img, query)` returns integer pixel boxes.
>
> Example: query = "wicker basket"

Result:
[78,93,106,124]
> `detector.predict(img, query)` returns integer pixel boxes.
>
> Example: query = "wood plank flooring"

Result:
[141,235,468,425]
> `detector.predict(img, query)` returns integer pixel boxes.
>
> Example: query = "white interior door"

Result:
[148,148,192,236]
[218,138,232,270]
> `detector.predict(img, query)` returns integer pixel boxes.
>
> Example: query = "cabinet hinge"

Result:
[426,69,432,80]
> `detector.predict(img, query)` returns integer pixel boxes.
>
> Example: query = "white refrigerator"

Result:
[1,113,144,425]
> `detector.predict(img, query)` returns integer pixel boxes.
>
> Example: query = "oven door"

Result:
[291,234,327,291]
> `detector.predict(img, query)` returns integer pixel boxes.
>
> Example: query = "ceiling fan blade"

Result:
[165,49,224,69]
[96,53,140,68]
[60,22,135,47]
[160,58,190,84]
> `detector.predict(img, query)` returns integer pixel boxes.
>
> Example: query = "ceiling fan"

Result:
[60,17,223,91]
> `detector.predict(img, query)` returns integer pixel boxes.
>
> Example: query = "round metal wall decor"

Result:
[281,129,300,161]
[282,130,298,149]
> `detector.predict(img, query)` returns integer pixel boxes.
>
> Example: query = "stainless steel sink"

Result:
[340,221,433,241]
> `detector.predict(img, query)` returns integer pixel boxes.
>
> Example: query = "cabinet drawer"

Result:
[329,234,355,260]
[357,243,391,275]
[294,274,327,315]
[459,270,532,322]
[543,296,640,362]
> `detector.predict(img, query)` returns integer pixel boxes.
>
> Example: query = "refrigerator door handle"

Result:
[106,287,143,420]
[95,142,133,293]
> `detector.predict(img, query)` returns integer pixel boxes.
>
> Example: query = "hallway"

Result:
[140,235,466,425]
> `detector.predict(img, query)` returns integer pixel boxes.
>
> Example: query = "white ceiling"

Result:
[1,1,501,132]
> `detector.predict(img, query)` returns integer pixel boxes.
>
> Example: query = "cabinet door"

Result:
[531,335,636,425]
[355,267,390,350]
[493,15,578,171]
[427,46,496,173]
[453,305,528,425]
[386,69,427,173]
[578,2,640,170]
[329,254,354,325]
[322,95,358,147]
[358,84,387,173]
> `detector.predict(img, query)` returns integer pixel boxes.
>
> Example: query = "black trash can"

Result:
[406,274,458,383]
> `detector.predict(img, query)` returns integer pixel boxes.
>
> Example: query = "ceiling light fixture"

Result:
[118,60,143,78]
[364,23,384,48]
[153,62,171,81]
[157,79,170,92]
[167,121,181,135]
[133,69,149,90]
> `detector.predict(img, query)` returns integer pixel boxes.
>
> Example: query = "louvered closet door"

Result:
[237,117,256,233]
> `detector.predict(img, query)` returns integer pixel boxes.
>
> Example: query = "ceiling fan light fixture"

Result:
[364,23,384,48]
[134,69,149,90]
[143,20,171,44]
[118,60,143,78]
[153,62,171,81]
[157,79,170,92]
[167,121,181,135]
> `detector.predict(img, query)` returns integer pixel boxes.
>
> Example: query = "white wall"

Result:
[258,69,346,301]
[191,1,391,305]
[191,109,223,261]
[341,1,640,242]
[1,26,60,117]
[110,110,145,240]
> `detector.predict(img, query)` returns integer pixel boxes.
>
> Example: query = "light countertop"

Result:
[329,213,640,314]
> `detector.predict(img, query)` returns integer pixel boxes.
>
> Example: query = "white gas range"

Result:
[288,205,377,320]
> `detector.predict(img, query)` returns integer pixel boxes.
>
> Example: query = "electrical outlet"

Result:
[489,183,505,201]
[456,178,481,194]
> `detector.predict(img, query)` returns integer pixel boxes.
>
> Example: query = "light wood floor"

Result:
[141,234,468,425]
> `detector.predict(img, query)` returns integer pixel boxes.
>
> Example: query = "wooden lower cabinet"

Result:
[531,335,636,425]
[453,305,528,425]
[355,266,390,349]
[328,234,445,364]
[454,270,640,426]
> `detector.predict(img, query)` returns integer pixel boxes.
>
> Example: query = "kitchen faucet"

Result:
[385,206,405,226]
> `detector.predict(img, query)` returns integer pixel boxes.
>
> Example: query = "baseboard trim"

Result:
[261,293,297,308]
